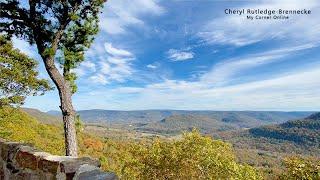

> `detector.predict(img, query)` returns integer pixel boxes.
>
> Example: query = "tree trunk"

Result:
[42,56,78,157]
[61,93,78,157]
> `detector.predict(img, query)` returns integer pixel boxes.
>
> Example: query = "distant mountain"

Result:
[22,108,61,125]
[249,112,320,146]
[219,112,320,155]
[46,110,61,116]
[46,109,313,127]
[134,111,314,135]
[136,114,234,134]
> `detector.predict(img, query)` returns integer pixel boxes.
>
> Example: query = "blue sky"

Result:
[15,0,320,111]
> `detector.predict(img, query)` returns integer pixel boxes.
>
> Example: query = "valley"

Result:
[21,108,320,177]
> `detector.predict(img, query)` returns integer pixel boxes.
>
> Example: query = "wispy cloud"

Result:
[81,65,320,111]
[147,64,157,69]
[89,42,135,85]
[21,0,320,111]
[198,0,320,46]
[167,49,194,61]
[72,61,96,77]
[146,62,160,69]
[201,44,317,85]
[104,43,133,57]
[100,0,165,35]
[90,73,109,85]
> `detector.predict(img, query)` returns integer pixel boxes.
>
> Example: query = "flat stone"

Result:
[13,145,45,171]
[73,164,118,180]
[75,169,118,180]
[45,155,77,162]
[76,164,99,173]
[38,158,60,174]
[33,151,52,158]
[40,155,77,175]
[0,141,117,180]
[15,150,38,170]
[60,157,100,174]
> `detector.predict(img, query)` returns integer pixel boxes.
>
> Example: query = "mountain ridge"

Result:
[46,109,313,125]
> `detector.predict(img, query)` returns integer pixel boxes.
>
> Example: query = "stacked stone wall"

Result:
[0,139,117,180]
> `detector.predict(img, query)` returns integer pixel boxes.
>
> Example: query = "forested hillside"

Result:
[216,112,320,178]
[22,108,61,125]
[0,107,261,179]
[47,109,313,131]
[136,114,234,134]
[2,107,319,179]
[249,112,320,148]
[219,113,320,154]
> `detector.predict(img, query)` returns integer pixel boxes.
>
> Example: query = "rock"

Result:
[15,149,38,170]
[73,164,118,180]
[38,158,60,174]
[60,157,100,174]
[76,170,117,180]
[0,140,117,179]
[0,142,22,161]
[13,145,38,170]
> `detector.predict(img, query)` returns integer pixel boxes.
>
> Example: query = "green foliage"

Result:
[21,108,61,125]
[0,108,262,179]
[249,113,320,147]
[135,112,311,135]
[4,108,320,179]
[280,156,320,180]
[98,130,262,180]
[218,113,320,178]
[75,114,84,132]
[0,0,105,94]
[0,106,64,155]
[0,35,52,106]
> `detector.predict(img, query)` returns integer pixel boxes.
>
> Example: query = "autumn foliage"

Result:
[0,107,319,179]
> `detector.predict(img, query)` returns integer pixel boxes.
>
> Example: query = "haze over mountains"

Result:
[46,109,312,125]
[249,112,320,147]
[217,112,320,157]
[22,107,320,168]
[26,108,313,138]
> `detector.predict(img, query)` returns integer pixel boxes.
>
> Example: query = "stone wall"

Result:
[0,139,117,180]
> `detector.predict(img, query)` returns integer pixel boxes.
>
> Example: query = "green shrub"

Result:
[104,130,262,180]
[280,156,320,180]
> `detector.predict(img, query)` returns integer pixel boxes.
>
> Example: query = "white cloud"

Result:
[100,0,165,35]
[201,43,316,85]
[199,0,320,46]
[90,74,109,85]
[81,61,96,71]
[147,64,157,69]
[99,60,133,82]
[82,65,320,110]
[71,61,96,77]
[89,43,135,85]
[72,68,86,77]
[201,54,283,85]
[100,61,111,74]
[146,62,161,69]
[104,43,133,57]
[167,49,194,61]
[79,39,320,110]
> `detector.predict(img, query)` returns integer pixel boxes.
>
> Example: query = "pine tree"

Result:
[0,35,51,106]
[0,0,106,156]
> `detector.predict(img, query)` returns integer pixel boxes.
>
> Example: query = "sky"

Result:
[14,0,320,111]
